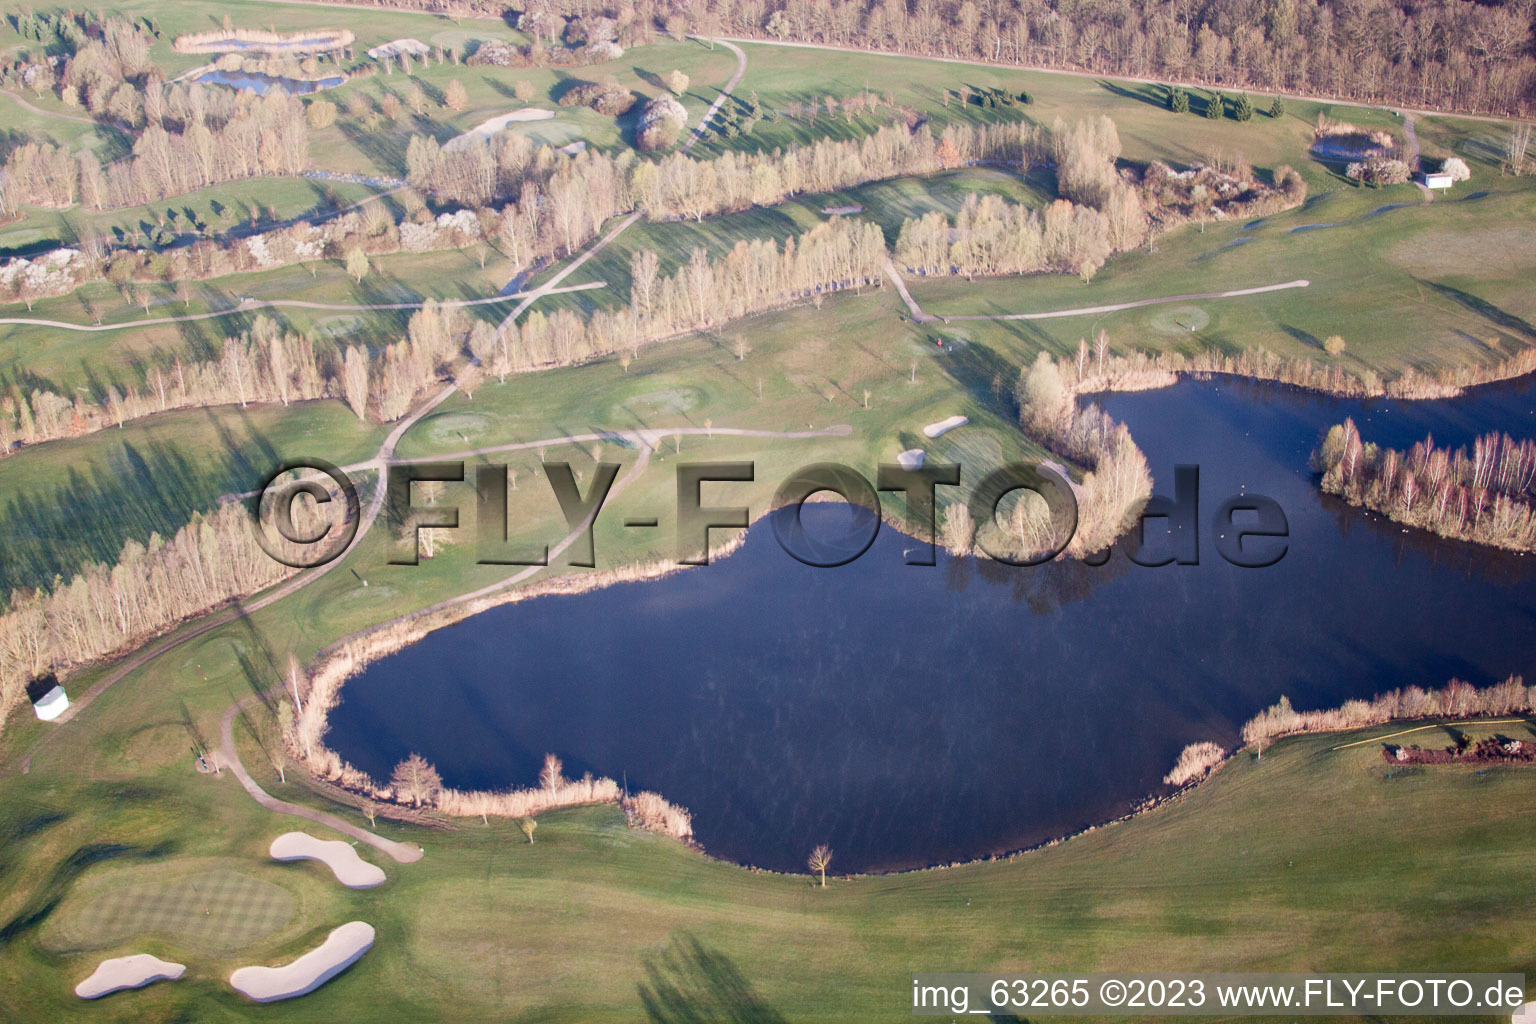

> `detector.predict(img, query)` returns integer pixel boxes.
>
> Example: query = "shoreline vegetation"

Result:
[1315,420,1536,551]
[171,29,355,56]
[330,670,1534,878]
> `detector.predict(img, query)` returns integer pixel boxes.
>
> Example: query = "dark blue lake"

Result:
[326,376,1536,873]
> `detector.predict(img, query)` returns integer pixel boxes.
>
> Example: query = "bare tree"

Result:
[808,844,833,887]
[345,246,370,284]
[391,753,443,806]
[539,753,564,791]
[519,817,538,843]
[343,346,370,419]
[1509,125,1532,175]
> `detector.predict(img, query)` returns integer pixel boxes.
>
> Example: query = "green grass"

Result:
[0,399,384,598]
[2,671,1531,1023]
[0,177,388,260]
[41,863,297,956]
[904,183,1536,377]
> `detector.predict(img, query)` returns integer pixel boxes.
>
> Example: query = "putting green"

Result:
[419,412,492,448]
[42,863,296,956]
[1148,304,1211,334]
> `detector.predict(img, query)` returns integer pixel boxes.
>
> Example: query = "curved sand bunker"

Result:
[229,921,375,1002]
[923,415,968,438]
[367,38,430,61]
[270,832,386,889]
[76,954,185,999]
[445,109,556,151]
[896,449,926,470]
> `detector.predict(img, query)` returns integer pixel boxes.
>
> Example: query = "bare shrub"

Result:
[1346,157,1411,185]
[1241,676,1533,751]
[1163,741,1226,786]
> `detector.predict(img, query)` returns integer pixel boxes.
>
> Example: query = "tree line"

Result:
[1316,419,1536,552]
[487,216,888,374]
[691,0,1533,116]
[1242,676,1534,752]
[0,91,310,215]
[0,502,311,732]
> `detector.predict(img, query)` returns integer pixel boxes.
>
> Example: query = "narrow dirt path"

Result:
[0,281,605,334]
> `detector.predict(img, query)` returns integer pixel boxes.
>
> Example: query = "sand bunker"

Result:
[229,921,374,1002]
[270,832,386,889]
[367,38,430,61]
[896,449,926,470]
[76,954,185,999]
[923,415,968,438]
[444,109,556,151]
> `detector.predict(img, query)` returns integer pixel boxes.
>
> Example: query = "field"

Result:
[1,683,1531,1021]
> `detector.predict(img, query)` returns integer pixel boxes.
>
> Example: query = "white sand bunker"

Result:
[76,954,185,999]
[270,832,386,889]
[923,415,968,438]
[230,921,374,1002]
[896,449,925,470]
[445,109,556,151]
[367,38,430,60]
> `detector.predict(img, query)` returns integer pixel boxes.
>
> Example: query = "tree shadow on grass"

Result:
[0,840,171,945]
[1421,280,1536,342]
[637,933,789,1024]
[1281,324,1323,351]
[1098,78,1168,111]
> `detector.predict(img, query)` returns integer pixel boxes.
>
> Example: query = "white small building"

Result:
[27,674,69,722]
[1423,171,1455,189]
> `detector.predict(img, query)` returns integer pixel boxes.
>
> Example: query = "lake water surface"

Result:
[195,70,344,95]
[326,376,1536,873]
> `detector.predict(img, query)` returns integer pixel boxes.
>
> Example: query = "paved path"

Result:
[1402,112,1434,201]
[495,38,746,334]
[885,258,932,322]
[0,281,605,334]
[2,89,98,125]
[219,696,425,863]
[683,39,749,150]
[886,262,1310,323]
[496,213,640,333]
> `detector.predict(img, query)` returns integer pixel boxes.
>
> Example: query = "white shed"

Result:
[1423,171,1454,189]
[27,674,69,721]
